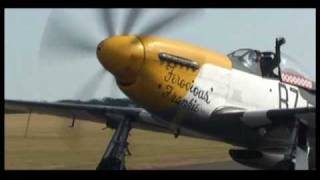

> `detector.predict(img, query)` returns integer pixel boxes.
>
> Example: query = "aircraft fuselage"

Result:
[98,35,314,150]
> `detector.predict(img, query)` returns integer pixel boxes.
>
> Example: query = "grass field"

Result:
[5,113,232,170]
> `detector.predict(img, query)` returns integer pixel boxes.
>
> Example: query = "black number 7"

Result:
[289,87,298,108]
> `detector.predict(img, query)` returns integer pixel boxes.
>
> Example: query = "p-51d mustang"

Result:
[5,9,315,170]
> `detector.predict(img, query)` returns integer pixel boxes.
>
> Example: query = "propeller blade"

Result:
[74,69,106,100]
[139,9,202,35]
[122,8,144,35]
[39,9,99,63]
[97,9,116,37]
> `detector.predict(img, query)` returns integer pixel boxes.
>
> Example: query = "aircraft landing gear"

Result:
[272,119,311,170]
[96,118,131,170]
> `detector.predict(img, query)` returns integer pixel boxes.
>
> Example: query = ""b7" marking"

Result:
[278,83,298,109]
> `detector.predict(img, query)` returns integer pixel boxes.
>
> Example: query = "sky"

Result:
[5,8,316,101]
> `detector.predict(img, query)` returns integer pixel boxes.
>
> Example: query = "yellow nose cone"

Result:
[97,35,145,85]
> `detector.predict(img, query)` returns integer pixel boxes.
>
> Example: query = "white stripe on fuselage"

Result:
[177,63,310,120]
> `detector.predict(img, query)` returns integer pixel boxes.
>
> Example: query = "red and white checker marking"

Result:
[281,72,313,89]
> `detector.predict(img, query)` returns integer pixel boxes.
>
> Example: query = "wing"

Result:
[5,99,171,133]
[212,106,315,128]
[239,107,315,129]
[213,106,315,170]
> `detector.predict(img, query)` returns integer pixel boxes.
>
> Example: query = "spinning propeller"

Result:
[39,9,202,99]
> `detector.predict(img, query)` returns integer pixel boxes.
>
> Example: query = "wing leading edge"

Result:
[5,99,171,134]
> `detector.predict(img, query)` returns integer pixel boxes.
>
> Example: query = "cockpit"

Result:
[227,48,315,91]
[227,49,279,78]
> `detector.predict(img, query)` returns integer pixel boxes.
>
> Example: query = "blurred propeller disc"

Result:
[74,69,106,100]
[40,9,203,100]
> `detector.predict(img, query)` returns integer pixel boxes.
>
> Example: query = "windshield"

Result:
[227,49,261,76]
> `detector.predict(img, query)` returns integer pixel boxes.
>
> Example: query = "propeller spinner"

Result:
[96,35,144,86]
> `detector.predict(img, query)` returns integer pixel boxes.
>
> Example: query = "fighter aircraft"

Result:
[5,9,316,170]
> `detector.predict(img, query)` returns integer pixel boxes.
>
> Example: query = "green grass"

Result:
[5,114,232,170]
